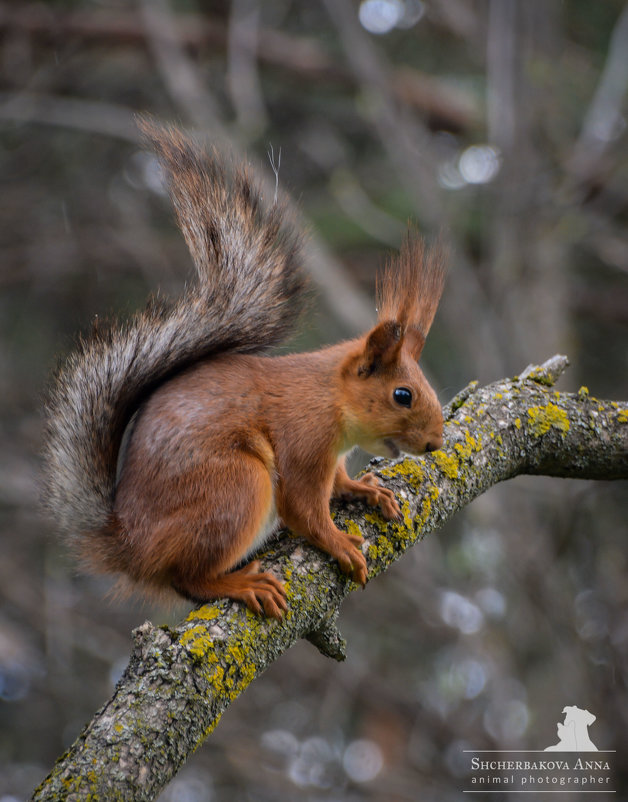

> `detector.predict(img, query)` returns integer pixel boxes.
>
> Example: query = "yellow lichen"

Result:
[434,450,459,479]
[514,418,522,429]
[415,495,431,527]
[400,499,413,529]
[524,367,554,386]
[180,625,217,660]
[346,519,363,539]
[199,713,223,744]
[527,403,570,437]
[186,605,221,623]
[281,565,295,605]
[380,458,424,490]
[416,482,439,528]
[453,429,482,461]
[364,510,389,533]
[618,410,628,424]
[376,535,394,559]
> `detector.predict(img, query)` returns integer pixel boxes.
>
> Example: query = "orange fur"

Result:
[44,122,447,619]
[111,298,445,617]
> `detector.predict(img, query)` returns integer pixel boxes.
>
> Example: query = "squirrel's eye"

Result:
[393,387,412,407]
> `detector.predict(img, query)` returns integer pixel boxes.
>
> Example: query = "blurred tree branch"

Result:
[0,91,142,142]
[569,2,628,182]
[0,1,476,132]
[322,0,443,226]
[0,87,377,334]
[31,356,628,802]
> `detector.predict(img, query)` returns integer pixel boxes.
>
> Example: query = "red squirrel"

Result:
[43,120,446,619]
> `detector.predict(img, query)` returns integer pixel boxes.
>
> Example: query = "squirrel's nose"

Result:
[425,437,443,453]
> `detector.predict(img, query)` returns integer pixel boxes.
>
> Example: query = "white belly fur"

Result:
[242,495,280,561]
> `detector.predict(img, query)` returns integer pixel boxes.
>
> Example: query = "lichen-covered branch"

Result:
[31,357,628,802]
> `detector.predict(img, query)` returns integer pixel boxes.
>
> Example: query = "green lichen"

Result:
[527,403,570,437]
[525,367,555,386]
[449,380,478,411]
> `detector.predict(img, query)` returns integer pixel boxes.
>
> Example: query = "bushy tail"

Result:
[43,119,306,539]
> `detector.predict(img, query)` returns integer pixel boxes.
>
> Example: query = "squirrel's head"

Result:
[340,234,446,459]
[340,321,443,458]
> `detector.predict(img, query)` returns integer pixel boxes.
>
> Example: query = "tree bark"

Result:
[31,356,628,801]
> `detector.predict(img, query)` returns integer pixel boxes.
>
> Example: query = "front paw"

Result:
[358,473,401,521]
[238,561,288,620]
[332,532,368,586]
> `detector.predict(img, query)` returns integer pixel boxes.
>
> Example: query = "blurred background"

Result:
[1,0,628,800]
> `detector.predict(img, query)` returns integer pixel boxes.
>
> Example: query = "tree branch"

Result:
[0,2,476,132]
[31,357,628,801]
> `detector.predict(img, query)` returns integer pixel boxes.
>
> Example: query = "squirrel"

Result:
[43,119,446,620]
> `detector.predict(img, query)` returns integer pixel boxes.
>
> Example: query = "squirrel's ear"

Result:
[358,321,403,377]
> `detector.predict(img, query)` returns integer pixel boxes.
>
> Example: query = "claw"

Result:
[354,474,400,520]
[238,566,287,620]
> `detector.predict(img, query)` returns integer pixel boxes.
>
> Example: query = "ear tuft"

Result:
[405,327,426,360]
[376,230,447,360]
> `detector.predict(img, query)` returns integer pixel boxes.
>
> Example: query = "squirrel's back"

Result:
[42,120,307,545]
